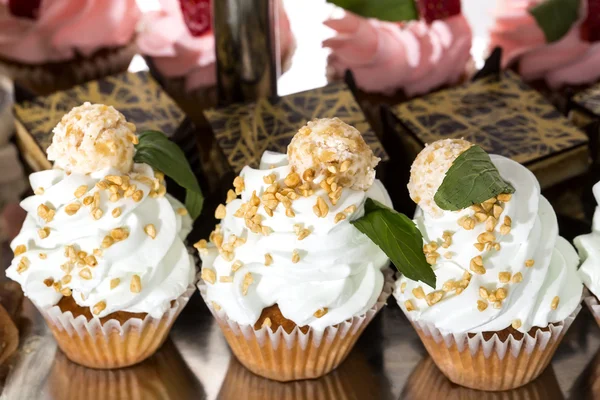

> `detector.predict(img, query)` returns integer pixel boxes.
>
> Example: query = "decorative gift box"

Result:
[569,83,600,163]
[203,82,388,174]
[12,71,197,172]
[386,69,590,190]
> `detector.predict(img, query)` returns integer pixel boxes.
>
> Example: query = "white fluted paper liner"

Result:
[393,288,581,391]
[198,268,394,382]
[37,284,196,369]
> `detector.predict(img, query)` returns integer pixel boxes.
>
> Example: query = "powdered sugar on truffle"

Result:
[287,118,379,191]
[47,103,138,174]
[408,139,472,217]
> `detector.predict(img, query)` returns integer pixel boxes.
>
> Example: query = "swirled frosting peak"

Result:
[395,153,582,334]
[6,164,195,318]
[199,150,391,331]
[575,182,600,298]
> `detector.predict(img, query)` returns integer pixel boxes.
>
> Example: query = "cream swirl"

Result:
[200,152,391,331]
[394,155,582,334]
[6,163,195,318]
[575,182,600,298]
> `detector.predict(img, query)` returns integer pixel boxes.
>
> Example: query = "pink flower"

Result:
[489,0,600,89]
[323,12,472,96]
[0,0,140,64]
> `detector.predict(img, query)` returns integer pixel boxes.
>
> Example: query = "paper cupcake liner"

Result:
[398,303,580,391]
[198,268,394,382]
[218,348,385,400]
[0,42,137,96]
[48,339,203,400]
[37,284,196,369]
[402,355,565,400]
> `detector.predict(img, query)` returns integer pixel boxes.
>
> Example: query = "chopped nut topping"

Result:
[220,276,233,283]
[551,296,560,310]
[38,227,50,239]
[497,193,512,202]
[314,308,329,318]
[130,275,142,293]
[525,259,535,268]
[441,231,453,248]
[226,189,237,204]
[458,216,475,230]
[74,185,88,198]
[60,262,74,274]
[144,224,157,239]
[477,300,488,311]
[201,268,216,284]
[93,249,103,257]
[496,287,507,300]
[313,196,329,218]
[285,208,295,218]
[477,232,495,243]
[43,278,54,287]
[91,208,103,220]
[485,216,497,232]
[512,319,522,329]
[479,287,489,299]
[65,203,81,216]
[474,212,488,223]
[284,172,301,188]
[263,173,276,184]
[405,300,415,311]
[504,216,512,226]
[85,255,98,267]
[412,287,426,299]
[264,253,273,266]
[79,268,92,280]
[101,236,114,249]
[132,190,144,202]
[177,208,188,216]
[443,252,452,259]
[474,243,485,252]
[61,275,72,284]
[442,280,456,292]
[39,252,47,259]
[426,252,440,265]
[499,224,511,235]
[112,207,122,218]
[93,301,106,315]
[334,212,347,224]
[426,291,443,306]
[109,193,121,202]
[297,228,311,240]
[292,249,300,264]
[83,196,93,206]
[233,176,245,195]
[93,192,100,208]
[37,204,55,223]
[340,160,352,172]
[470,256,486,275]
[106,175,123,186]
[344,205,357,214]
[14,245,26,256]
[498,272,511,283]
[211,301,222,311]
[34,187,45,195]
[492,204,503,219]
[241,272,254,295]
[16,257,29,274]
[302,168,316,182]
[110,278,120,289]
[400,282,407,293]
[423,242,439,253]
[96,181,109,190]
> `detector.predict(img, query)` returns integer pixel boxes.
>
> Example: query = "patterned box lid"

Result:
[204,82,388,173]
[13,71,187,170]
[572,82,600,118]
[390,71,588,166]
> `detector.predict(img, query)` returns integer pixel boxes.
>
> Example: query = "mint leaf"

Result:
[529,0,580,42]
[434,145,514,212]
[351,198,435,288]
[327,0,418,22]
[134,131,204,220]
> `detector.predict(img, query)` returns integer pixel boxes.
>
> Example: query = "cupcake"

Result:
[393,139,583,391]
[5,103,198,369]
[488,0,600,111]
[323,3,472,134]
[575,182,600,326]
[137,0,295,126]
[198,117,394,381]
[0,0,140,95]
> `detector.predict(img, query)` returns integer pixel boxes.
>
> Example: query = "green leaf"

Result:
[327,0,418,22]
[351,198,435,288]
[434,145,515,212]
[134,131,204,220]
[528,0,580,42]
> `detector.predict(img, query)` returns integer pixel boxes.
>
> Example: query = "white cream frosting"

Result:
[575,182,600,298]
[200,151,391,331]
[394,155,582,334]
[6,163,195,318]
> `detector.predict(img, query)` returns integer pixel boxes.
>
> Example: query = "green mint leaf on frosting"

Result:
[529,0,580,43]
[351,198,435,288]
[326,0,418,22]
[134,131,204,220]
[434,145,515,212]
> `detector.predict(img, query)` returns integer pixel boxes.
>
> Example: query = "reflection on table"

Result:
[46,339,204,400]
[402,356,565,400]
